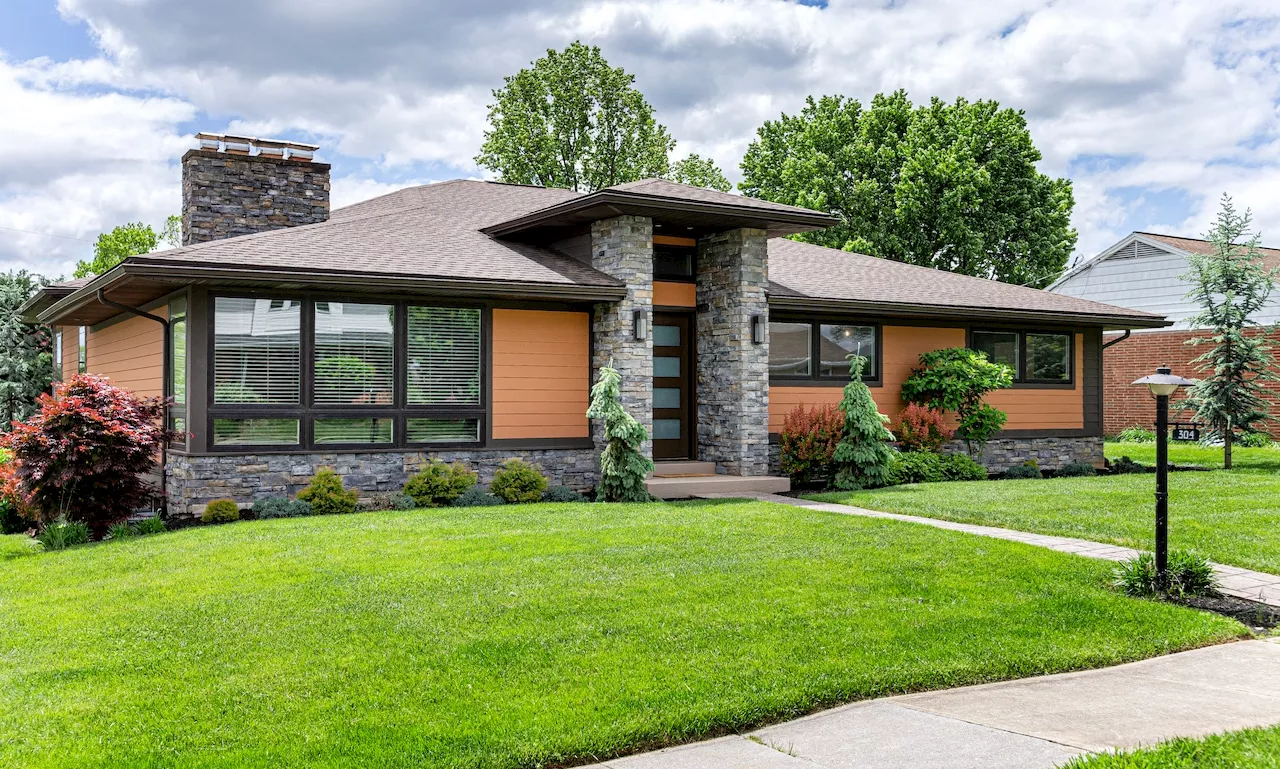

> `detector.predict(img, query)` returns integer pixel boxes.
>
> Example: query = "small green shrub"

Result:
[135,516,166,535]
[1238,431,1275,448]
[388,493,417,510]
[889,452,987,484]
[1055,461,1097,477]
[201,499,241,524]
[941,453,989,481]
[404,461,477,507]
[297,468,358,516]
[0,497,35,535]
[1003,462,1042,480]
[107,522,137,540]
[252,497,313,519]
[490,459,549,504]
[1112,426,1157,443]
[1109,456,1150,475]
[37,518,90,551]
[452,486,506,507]
[1113,551,1219,598]
[542,485,587,503]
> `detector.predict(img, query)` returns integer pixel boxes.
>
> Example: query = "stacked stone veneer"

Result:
[590,215,654,457]
[696,229,771,476]
[166,448,598,517]
[768,436,1104,477]
[181,149,331,245]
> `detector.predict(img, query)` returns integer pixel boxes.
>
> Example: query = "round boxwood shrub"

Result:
[297,468,358,516]
[1055,461,1098,478]
[1003,462,1042,480]
[404,461,477,507]
[452,486,505,507]
[201,499,241,524]
[490,459,549,504]
[542,485,587,503]
[252,497,313,519]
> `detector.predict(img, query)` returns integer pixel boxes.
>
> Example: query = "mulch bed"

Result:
[1178,594,1280,632]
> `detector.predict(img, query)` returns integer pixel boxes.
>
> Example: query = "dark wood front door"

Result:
[652,312,694,460]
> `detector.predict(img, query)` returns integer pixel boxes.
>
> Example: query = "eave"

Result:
[766,294,1173,330]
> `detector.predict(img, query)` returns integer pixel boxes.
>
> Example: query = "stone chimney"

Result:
[181,132,331,246]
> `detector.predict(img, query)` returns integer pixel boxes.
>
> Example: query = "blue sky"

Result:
[3,0,1280,277]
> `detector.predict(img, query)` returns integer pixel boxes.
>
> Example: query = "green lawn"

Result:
[0,533,39,561]
[1106,441,1280,472]
[809,445,1280,574]
[0,501,1244,768]
[1064,724,1280,768]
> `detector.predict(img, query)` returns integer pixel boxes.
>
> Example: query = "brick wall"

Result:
[1104,328,1280,436]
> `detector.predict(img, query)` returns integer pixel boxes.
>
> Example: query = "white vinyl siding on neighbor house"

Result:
[1051,235,1280,330]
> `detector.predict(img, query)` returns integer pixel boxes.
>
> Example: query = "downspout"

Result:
[96,289,169,517]
[1102,329,1131,349]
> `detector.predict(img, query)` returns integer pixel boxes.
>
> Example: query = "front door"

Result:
[652,312,694,460]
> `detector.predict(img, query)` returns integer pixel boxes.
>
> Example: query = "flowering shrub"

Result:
[1,374,176,538]
[779,403,844,485]
[895,404,953,453]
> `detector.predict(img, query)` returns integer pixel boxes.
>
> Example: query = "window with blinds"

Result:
[213,297,301,404]
[407,306,481,406]
[314,302,395,406]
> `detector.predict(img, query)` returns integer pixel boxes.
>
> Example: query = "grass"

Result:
[0,534,40,561]
[808,443,1280,574]
[0,500,1245,768]
[1106,441,1280,472]
[1064,724,1280,768]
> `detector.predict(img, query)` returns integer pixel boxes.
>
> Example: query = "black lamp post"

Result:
[1131,365,1195,591]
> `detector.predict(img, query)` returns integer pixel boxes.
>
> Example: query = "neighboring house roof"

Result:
[1140,232,1280,270]
[30,179,1164,330]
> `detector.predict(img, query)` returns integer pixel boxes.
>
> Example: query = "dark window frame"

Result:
[206,292,489,453]
[768,316,882,386]
[969,328,1075,388]
[77,325,87,373]
[653,244,697,283]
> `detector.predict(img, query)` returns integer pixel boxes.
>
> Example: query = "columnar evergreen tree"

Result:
[0,271,53,429]
[1181,195,1279,469]
[831,356,895,490]
[586,365,653,502]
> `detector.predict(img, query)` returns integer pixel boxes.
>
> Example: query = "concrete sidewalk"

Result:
[589,640,1280,769]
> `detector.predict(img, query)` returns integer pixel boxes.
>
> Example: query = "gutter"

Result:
[1102,329,1132,349]
[95,289,169,517]
[766,295,1172,330]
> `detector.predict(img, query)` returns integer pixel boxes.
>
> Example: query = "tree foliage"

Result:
[160,215,182,248]
[0,271,53,429]
[476,42,674,192]
[1181,195,1279,469]
[831,356,895,490]
[900,348,1013,453]
[739,91,1077,287]
[586,365,653,502]
[778,403,843,485]
[667,153,731,192]
[74,222,159,278]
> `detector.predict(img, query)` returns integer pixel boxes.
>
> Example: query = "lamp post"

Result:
[1132,365,1195,591]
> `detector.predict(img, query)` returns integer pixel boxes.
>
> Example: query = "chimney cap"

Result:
[191,133,321,153]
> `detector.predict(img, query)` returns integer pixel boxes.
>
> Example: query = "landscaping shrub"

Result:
[0,374,179,538]
[941,453,988,481]
[1238,430,1275,448]
[543,485,588,503]
[107,522,137,540]
[252,497,314,519]
[404,461,477,507]
[297,468,358,516]
[1113,551,1219,598]
[586,365,653,502]
[452,486,505,507]
[1112,426,1157,443]
[1109,456,1150,475]
[36,518,90,551]
[0,451,34,534]
[900,348,1013,453]
[490,459,549,504]
[1003,462,1042,480]
[135,516,166,535]
[889,452,988,484]
[1055,461,1097,477]
[895,403,954,453]
[832,356,895,490]
[387,493,417,510]
[201,499,241,524]
[778,403,843,485]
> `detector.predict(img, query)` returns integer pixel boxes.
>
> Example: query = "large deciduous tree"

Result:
[74,222,159,278]
[739,91,1077,287]
[667,153,731,192]
[1181,195,1279,469]
[475,42,674,192]
[0,271,53,429]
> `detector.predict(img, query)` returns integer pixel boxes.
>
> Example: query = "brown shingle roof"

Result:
[767,238,1167,327]
[1138,232,1280,271]
[608,178,822,215]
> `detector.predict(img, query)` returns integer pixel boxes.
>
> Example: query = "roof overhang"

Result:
[767,294,1173,330]
[19,285,81,323]
[37,259,628,326]
[482,189,840,240]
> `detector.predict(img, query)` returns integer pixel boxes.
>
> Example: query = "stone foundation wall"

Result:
[166,448,597,518]
[767,436,1104,477]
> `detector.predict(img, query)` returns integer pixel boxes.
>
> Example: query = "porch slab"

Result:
[646,474,790,499]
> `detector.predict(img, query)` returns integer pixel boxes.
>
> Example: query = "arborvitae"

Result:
[586,366,653,502]
[831,356,895,490]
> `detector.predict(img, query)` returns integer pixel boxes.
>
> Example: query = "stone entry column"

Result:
[591,215,654,458]
[696,228,770,475]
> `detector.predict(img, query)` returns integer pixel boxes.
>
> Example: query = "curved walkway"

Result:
[738,493,1280,609]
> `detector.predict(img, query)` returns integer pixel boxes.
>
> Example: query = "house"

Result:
[1048,231,1280,435]
[22,135,1167,516]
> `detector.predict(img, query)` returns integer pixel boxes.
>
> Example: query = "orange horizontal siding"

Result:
[491,309,590,439]
[83,309,166,398]
[654,281,696,308]
[653,235,697,247]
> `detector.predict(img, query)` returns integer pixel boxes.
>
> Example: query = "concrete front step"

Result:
[650,461,717,477]
[646,474,791,499]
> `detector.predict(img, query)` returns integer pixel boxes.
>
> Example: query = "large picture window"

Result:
[314,302,394,406]
[769,319,878,382]
[213,297,301,405]
[971,329,1072,384]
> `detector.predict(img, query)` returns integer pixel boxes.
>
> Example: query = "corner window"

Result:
[170,299,187,406]
[213,297,301,405]
[77,326,87,373]
[770,320,878,382]
[53,330,63,379]
[971,329,1072,384]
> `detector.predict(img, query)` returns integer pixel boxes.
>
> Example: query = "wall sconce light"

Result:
[751,314,765,345]
[633,309,649,342]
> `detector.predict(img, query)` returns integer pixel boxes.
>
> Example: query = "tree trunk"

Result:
[1224,427,1233,470]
